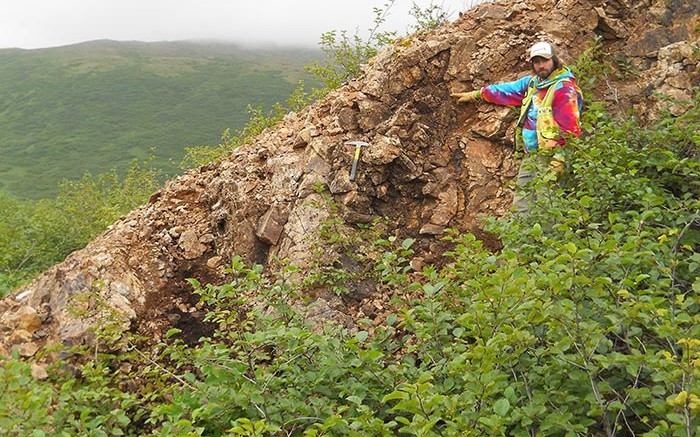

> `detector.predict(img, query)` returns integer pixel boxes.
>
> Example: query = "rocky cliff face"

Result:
[1,0,698,359]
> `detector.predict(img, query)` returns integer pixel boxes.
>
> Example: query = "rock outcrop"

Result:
[1,0,698,358]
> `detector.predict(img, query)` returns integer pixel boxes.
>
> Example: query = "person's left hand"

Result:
[451,90,481,103]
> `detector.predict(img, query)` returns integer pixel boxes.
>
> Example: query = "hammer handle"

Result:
[349,146,362,180]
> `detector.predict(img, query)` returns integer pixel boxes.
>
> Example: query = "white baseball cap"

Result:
[528,42,555,61]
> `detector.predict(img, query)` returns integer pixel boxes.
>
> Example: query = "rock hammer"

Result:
[345,140,369,181]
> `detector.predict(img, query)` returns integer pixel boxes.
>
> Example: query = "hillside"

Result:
[0,0,698,434]
[0,40,320,198]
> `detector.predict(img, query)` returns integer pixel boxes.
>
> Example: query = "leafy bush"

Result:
[141,91,700,436]
[0,356,54,434]
[304,1,399,91]
[4,94,692,435]
[164,92,697,435]
[0,159,162,297]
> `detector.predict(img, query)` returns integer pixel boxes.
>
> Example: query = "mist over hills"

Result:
[0,39,321,199]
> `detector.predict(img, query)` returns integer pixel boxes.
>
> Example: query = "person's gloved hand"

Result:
[451,89,482,103]
[548,155,566,174]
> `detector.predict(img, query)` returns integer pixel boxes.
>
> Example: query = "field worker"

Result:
[452,41,583,213]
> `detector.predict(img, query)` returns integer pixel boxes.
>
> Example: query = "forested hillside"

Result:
[0,40,320,198]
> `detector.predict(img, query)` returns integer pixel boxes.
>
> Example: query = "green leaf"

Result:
[493,398,511,416]
[532,223,543,237]
[355,331,369,342]
[346,395,363,405]
[383,391,409,402]
[165,328,182,338]
[580,196,594,207]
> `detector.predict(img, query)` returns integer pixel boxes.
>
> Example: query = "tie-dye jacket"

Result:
[480,67,583,151]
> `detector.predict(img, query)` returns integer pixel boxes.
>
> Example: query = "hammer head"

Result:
[345,141,369,181]
[345,140,369,147]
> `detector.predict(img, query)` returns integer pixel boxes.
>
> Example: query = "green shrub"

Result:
[0,356,54,435]
[0,158,162,297]
[138,90,699,435]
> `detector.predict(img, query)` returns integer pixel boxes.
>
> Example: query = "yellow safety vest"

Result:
[516,74,570,149]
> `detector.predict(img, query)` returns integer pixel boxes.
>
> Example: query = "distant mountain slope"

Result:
[0,40,321,198]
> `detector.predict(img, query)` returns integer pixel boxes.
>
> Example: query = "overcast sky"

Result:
[0,0,474,50]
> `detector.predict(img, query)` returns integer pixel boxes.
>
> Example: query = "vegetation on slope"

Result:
[0,91,698,435]
[0,40,320,199]
[0,159,163,292]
